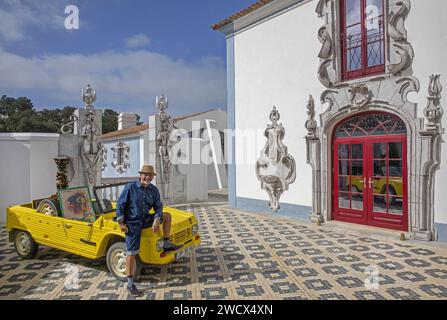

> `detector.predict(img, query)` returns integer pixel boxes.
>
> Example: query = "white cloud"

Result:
[0,48,226,119]
[125,34,151,48]
[0,0,66,42]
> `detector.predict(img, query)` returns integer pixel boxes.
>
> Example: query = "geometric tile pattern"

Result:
[1,204,447,300]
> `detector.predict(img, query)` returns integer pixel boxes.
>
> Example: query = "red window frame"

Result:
[340,0,385,81]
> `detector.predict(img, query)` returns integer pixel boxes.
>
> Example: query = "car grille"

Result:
[170,227,192,244]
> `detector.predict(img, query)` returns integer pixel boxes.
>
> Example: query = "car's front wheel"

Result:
[14,230,39,259]
[106,242,143,282]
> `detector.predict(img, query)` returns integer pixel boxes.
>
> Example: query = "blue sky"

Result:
[0,0,255,120]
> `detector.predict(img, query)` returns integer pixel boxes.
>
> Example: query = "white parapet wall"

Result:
[0,133,59,224]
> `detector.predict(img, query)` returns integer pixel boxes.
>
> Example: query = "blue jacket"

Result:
[115,181,163,224]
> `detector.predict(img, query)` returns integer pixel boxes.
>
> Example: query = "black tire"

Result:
[36,199,61,217]
[106,242,143,282]
[14,230,39,259]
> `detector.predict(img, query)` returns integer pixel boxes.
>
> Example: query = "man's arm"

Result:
[115,183,131,223]
[153,186,163,221]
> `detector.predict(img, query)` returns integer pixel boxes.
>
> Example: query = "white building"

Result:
[214,0,447,242]
[0,133,59,224]
[102,108,228,193]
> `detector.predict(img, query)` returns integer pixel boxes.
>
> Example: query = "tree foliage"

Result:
[0,95,142,134]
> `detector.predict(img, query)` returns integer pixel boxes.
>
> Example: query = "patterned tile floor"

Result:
[1,204,447,300]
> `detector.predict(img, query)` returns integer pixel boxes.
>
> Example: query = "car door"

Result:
[62,218,98,256]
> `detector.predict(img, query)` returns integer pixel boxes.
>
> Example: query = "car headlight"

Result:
[192,224,198,235]
[156,238,164,252]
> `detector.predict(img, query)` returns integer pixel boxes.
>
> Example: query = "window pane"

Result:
[366,0,383,15]
[351,161,363,176]
[351,193,363,210]
[346,0,361,26]
[388,178,403,197]
[373,177,386,194]
[339,193,350,209]
[373,195,387,213]
[338,145,349,159]
[388,161,403,177]
[346,46,362,71]
[351,144,363,159]
[373,160,386,177]
[388,142,402,159]
[367,41,384,67]
[350,177,364,192]
[365,0,383,30]
[373,143,387,159]
[339,177,349,192]
[339,160,350,175]
[389,197,403,215]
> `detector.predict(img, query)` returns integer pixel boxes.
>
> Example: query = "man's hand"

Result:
[152,217,161,234]
[118,222,128,233]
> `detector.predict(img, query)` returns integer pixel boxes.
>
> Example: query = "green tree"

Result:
[102,109,118,134]
[0,95,142,134]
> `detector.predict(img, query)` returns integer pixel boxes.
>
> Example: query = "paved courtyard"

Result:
[1,204,447,300]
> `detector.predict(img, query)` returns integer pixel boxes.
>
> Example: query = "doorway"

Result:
[332,112,408,231]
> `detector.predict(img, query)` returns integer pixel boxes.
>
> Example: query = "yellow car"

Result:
[6,183,201,281]
[351,176,403,197]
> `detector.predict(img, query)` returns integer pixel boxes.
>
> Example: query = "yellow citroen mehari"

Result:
[6,183,201,281]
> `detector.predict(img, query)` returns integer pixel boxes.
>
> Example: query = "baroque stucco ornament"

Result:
[387,0,414,75]
[424,74,444,132]
[111,142,130,174]
[315,0,335,88]
[347,84,371,109]
[256,106,296,213]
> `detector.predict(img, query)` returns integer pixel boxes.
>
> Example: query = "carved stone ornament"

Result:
[80,107,103,185]
[424,74,444,132]
[305,95,318,137]
[60,114,79,135]
[111,142,130,174]
[347,84,371,109]
[82,84,96,108]
[256,106,296,212]
[156,94,181,184]
[387,0,414,75]
[315,0,335,88]
[101,145,107,171]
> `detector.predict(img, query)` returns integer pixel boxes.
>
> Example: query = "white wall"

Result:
[233,0,324,206]
[0,134,59,224]
[177,109,228,190]
[406,0,447,224]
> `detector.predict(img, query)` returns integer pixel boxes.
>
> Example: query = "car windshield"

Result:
[92,182,129,215]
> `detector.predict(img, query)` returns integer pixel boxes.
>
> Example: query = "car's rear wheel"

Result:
[36,199,60,217]
[14,230,39,259]
[106,242,143,282]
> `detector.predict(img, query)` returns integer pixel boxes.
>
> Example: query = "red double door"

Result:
[333,135,408,231]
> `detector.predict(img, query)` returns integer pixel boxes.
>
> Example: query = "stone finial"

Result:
[156,94,168,113]
[424,74,444,132]
[269,105,280,124]
[305,95,318,137]
[82,84,96,108]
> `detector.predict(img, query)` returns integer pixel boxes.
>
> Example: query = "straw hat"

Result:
[139,164,156,175]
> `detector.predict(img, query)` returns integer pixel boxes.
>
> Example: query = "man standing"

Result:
[116,164,181,295]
